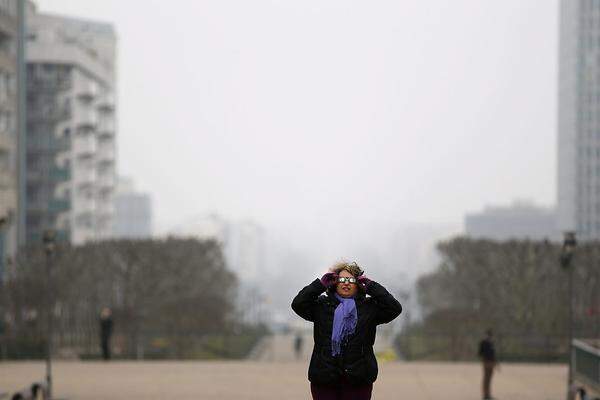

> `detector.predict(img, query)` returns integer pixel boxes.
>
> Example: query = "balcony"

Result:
[74,134,96,157]
[27,135,71,153]
[77,197,95,214]
[74,109,98,129]
[26,165,70,183]
[74,167,95,184]
[98,173,114,188]
[97,144,115,163]
[48,198,71,214]
[27,103,71,123]
[27,64,73,93]
[49,166,71,182]
[97,93,115,112]
[97,119,115,138]
[27,229,71,244]
[76,81,98,101]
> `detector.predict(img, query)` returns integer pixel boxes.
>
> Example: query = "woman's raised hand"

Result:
[320,272,338,288]
[357,275,371,290]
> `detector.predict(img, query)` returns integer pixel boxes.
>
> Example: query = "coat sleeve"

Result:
[366,281,402,325]
[291,279,326,322]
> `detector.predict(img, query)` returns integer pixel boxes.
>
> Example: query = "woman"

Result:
[291,261,402,400]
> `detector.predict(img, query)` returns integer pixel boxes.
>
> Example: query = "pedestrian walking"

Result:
[294,333,304,360]
[100,307,113,361]
[478,329,497,400]
[292,261,402,400]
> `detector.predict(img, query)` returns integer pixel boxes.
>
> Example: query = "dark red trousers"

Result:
[310,378,373,400]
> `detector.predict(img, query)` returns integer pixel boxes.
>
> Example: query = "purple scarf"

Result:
[331,293,357,356]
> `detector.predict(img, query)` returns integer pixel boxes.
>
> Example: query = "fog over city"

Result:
[36,0,558,316]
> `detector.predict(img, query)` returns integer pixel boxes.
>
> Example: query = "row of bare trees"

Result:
[1,237,264,359]
[397,237,600,361]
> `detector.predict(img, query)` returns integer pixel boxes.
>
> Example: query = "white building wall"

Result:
[113,177,153,239]
[558,0,600,239]
[557,0,580,233]
[27,12,117,244]
[0,0,18,277]
[226,221,265,283]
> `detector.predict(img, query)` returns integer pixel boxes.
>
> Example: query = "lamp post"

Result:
[0,215,7,281]
[560,231,576,399]
[43,229,56,399]
[0,215,7,361]
[0,211,12,281]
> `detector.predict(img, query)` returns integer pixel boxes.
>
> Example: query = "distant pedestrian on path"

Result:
[478,329,497,400]
[292,261,402,400]
[100,307,113,361]
[294,333,304,360]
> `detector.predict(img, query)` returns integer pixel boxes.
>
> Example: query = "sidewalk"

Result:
[0,360,566,400]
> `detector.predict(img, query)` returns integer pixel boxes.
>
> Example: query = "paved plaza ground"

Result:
[0,360,566,400]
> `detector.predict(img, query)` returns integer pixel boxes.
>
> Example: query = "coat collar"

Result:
[325,287,366,304]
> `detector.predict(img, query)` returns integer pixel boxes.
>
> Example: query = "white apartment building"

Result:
[26,12,117,245]
[558,0,600,239]
[0,0,18,278]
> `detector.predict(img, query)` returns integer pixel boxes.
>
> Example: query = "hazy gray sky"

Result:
[38,0,558,234]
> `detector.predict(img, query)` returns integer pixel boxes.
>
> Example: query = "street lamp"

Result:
[0,214,9,282]
[43,229,56,399]
[0,214,8,361]
[560,231,576,399]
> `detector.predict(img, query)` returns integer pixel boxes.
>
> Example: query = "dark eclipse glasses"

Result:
[337,277,357,284]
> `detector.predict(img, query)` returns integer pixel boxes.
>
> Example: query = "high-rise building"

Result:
[225,220,265,283]
[0,0,20,280]
[558,0,600,239]
[171,214,266,282]
[25,12,117,245]
[113,177,153,239]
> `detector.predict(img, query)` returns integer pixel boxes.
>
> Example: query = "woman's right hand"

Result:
[320,272,338,288]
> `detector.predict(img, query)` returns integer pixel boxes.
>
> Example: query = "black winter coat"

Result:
[291,279,402,386]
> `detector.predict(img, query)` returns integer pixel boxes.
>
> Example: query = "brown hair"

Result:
[330,260,364,277]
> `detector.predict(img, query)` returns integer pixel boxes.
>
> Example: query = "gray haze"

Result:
[36,1,558,316]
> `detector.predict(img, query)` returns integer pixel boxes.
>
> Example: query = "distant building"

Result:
[172,213,265,282]
[173,213,229,243]
[0,0,20,280]
[25,11,117,245]
[225,220,265,283]
[465,200,557,241]
[113,177,152,239]
[558,1,600,239]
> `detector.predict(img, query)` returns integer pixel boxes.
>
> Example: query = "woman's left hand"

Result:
[357,275,371,290]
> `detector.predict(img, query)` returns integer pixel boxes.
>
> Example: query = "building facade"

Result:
[225,220,265,283]
[113,177,153,239]
[558,0,600,239]
[172,214,266,283]
[25,12,116,245]
[0,0,18,280]
[465,200,557,241]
